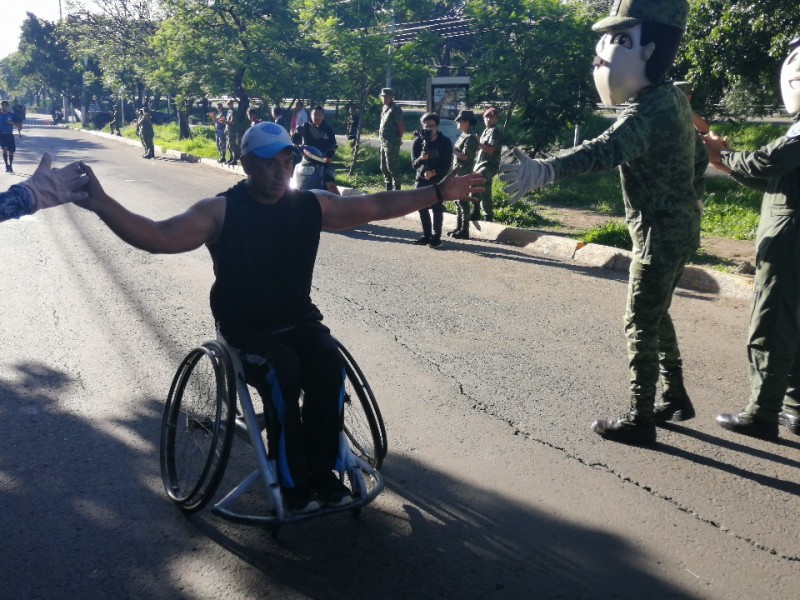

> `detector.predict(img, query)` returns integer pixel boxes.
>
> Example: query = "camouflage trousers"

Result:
[744,213,800,420]
[380,144,402,190]
[226,129,240,160]
[625,207,700,416]
[473,170,496,220]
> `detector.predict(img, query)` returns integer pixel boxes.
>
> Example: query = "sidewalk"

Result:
[78,126,755,301]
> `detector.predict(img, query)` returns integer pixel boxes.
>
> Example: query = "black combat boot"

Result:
[716,412,778,441]
[591,410,656,446]
[654,368,696,423]
[447,213,463,237]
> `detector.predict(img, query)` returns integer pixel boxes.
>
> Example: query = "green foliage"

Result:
[581,220,632,250]
[532,171,624,215]
[711,122,788,152]
[466,0,598,156]
[701,179,760,240]
[679,0,800,118]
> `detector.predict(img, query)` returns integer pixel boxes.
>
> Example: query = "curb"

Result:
[77,127,753,301]
[405,212,754,301]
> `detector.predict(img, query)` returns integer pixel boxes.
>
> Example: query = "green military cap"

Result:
[592,0,689,33]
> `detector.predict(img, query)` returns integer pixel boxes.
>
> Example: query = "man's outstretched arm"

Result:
[316,170,485,231]
[77,162,223,254]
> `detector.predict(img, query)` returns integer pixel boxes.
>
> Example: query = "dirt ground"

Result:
[540,203,757,274]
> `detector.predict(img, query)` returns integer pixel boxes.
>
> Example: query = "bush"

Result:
[582,220,632,250]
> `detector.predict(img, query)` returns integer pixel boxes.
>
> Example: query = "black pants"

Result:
[417,180,444,238]
[240,321,345,489]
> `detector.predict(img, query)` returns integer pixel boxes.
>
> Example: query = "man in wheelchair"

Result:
[76,121,484,513]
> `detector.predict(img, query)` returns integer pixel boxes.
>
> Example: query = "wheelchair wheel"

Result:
[337,341,387,469]
[160,341,236,513]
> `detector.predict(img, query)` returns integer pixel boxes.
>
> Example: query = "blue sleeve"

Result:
[0,185,32,222]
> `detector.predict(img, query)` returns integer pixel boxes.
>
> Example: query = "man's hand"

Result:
[73,161,110,211]
[498,148,554,204]
[438,170,486,202]
[702,131,731,164]
[20,153,89,213]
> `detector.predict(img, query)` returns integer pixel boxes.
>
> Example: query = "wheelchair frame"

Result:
[159,334,386,532]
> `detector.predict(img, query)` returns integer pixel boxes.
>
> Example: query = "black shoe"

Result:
[428,236,442,249]
[716,412,778,441]
[778,411,800,436]
[446,228,459,237]
[653,390,696,423]
[413,236,431,246]
[311,470,352,507]
[282,485,321,513]
[217,158,226,163]
[4,165,10,173]
[591,412,656,446]
[451,230,470,240]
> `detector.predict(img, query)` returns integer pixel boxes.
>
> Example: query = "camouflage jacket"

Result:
[548,82,706,218]
[452,131,479,174]
[475,125,504,174]
[0,185,32,222]
[379,103,403,146]
[722,120,800,216]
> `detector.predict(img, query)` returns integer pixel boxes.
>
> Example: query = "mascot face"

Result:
[781,41,800,115]
[593,24,655,105]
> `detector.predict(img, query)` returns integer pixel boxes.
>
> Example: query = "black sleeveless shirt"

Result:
[207,181,322,342]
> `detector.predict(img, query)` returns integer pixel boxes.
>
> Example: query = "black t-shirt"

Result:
[207,181,323,344]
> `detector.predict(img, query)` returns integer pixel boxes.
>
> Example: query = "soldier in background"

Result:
[500,0,706,446]
[471,107,504,221]
[224,99,240,166]
[448,109,479,239]
[705,37,800,441]
[378,88,405,191]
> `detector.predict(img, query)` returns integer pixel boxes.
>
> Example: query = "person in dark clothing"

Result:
[75,121,485,513]
[292,105,340,194]
[136,108,155,159]
[411,112,453,248]
[272,106,288,130]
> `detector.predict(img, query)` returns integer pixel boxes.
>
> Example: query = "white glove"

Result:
[20,153,89,213]
[499,147,555,204]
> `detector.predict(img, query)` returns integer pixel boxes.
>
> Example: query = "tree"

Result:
[65,0,161,109]
[466,0,597,155]
[17,14,83,112]
[153,0,304,138]
[679,0,800,118]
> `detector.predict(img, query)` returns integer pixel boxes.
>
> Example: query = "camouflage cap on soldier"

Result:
[592,0,689,33]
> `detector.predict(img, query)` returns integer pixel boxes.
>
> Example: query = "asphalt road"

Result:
[1,121,799,600]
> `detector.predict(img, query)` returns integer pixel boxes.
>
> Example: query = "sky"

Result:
[1,1,69,61]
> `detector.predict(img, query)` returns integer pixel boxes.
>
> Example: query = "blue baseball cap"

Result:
[241,121,294,159]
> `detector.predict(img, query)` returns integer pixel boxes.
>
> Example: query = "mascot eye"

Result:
[610,32,633,49]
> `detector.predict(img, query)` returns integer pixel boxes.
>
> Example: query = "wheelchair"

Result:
[159,332,387,533]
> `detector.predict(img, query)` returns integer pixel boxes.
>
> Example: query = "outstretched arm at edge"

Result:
[316,170,485,231]
[77,162,223,254]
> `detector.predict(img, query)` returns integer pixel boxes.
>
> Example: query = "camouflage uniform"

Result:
[473,125,504,220]
[721,121,800,423]
[379,102,404,190]
[226,107,240,163]
[451,130,479,235]
[548,82,707,417]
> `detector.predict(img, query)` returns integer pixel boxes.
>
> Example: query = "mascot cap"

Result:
[592,0,689,33]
